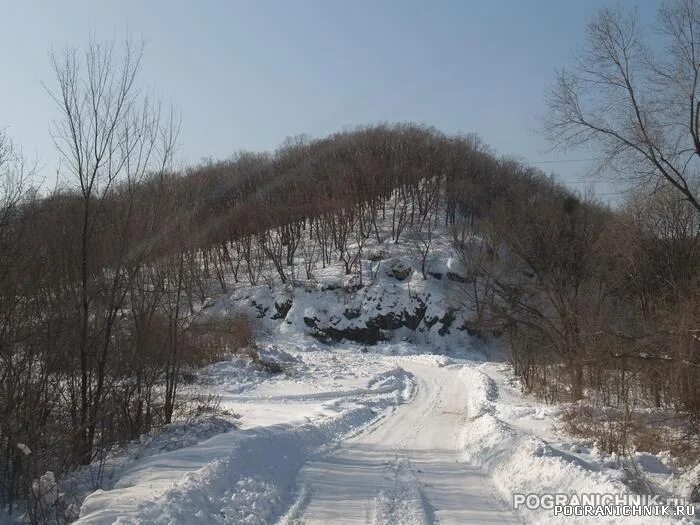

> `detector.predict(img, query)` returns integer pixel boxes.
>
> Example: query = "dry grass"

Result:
[562,404,700,465]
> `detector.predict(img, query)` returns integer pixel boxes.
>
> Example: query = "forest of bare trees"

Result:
[3,112,697,521]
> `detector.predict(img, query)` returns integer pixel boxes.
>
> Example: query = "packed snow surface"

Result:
[68,336,691,524]
[284,358,518,524]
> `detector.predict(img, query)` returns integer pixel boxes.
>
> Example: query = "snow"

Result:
[74,349,416,524]
[287,359,519,524]
[24,223,695,524]
[58,328,696,525]
[459,363,689,524]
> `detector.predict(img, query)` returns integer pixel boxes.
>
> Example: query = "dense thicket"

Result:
[542,0,700,456]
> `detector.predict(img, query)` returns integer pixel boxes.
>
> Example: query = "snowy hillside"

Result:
[56,234,696,525]
[226,256,477,349]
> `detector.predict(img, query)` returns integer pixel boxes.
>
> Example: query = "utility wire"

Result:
[528,158,597,164]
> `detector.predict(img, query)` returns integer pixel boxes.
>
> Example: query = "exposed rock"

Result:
[385,259,413,281]
[446,271,471,284]
[308,322,386,345]
[255,264,473,347]
[271,298,293,319]
[250,300,269,318]
[403,300,427,330]
[366,311,403,331]
[255,358,284,374]
[438,310,457,336]
[367,249,386,262]
[423,315,439,329]
[343,308,361,320]
[303,297,429,345]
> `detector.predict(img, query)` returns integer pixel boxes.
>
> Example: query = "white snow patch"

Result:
[459,364,682,524]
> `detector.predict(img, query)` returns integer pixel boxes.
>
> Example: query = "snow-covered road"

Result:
[72,343,677,525]
[286,360,519,524]
[73,348,523,524]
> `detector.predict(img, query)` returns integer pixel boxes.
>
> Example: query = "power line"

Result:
[528,158,597,164]
[565,180,610,184]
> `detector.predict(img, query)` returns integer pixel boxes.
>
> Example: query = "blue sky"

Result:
[1,1,659,197]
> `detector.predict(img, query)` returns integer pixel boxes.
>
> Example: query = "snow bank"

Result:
[459,365,677,525]
[75,367,415,524]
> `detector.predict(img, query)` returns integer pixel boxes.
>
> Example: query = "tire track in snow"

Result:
[75,367,415,524]
[373,456,432,525]
[288,359,520,524]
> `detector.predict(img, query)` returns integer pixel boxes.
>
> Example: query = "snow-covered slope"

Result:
[64,232,696,524]
[211,251,484,356]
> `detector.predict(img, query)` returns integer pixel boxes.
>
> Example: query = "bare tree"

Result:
[546,1,700,211]
[0,132,33,239]
[0,131,41,516]
[46,38,167,464]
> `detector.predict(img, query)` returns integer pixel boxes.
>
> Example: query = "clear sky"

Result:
[1,1,659,198]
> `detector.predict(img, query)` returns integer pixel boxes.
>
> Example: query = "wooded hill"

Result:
[1,122,698,521]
